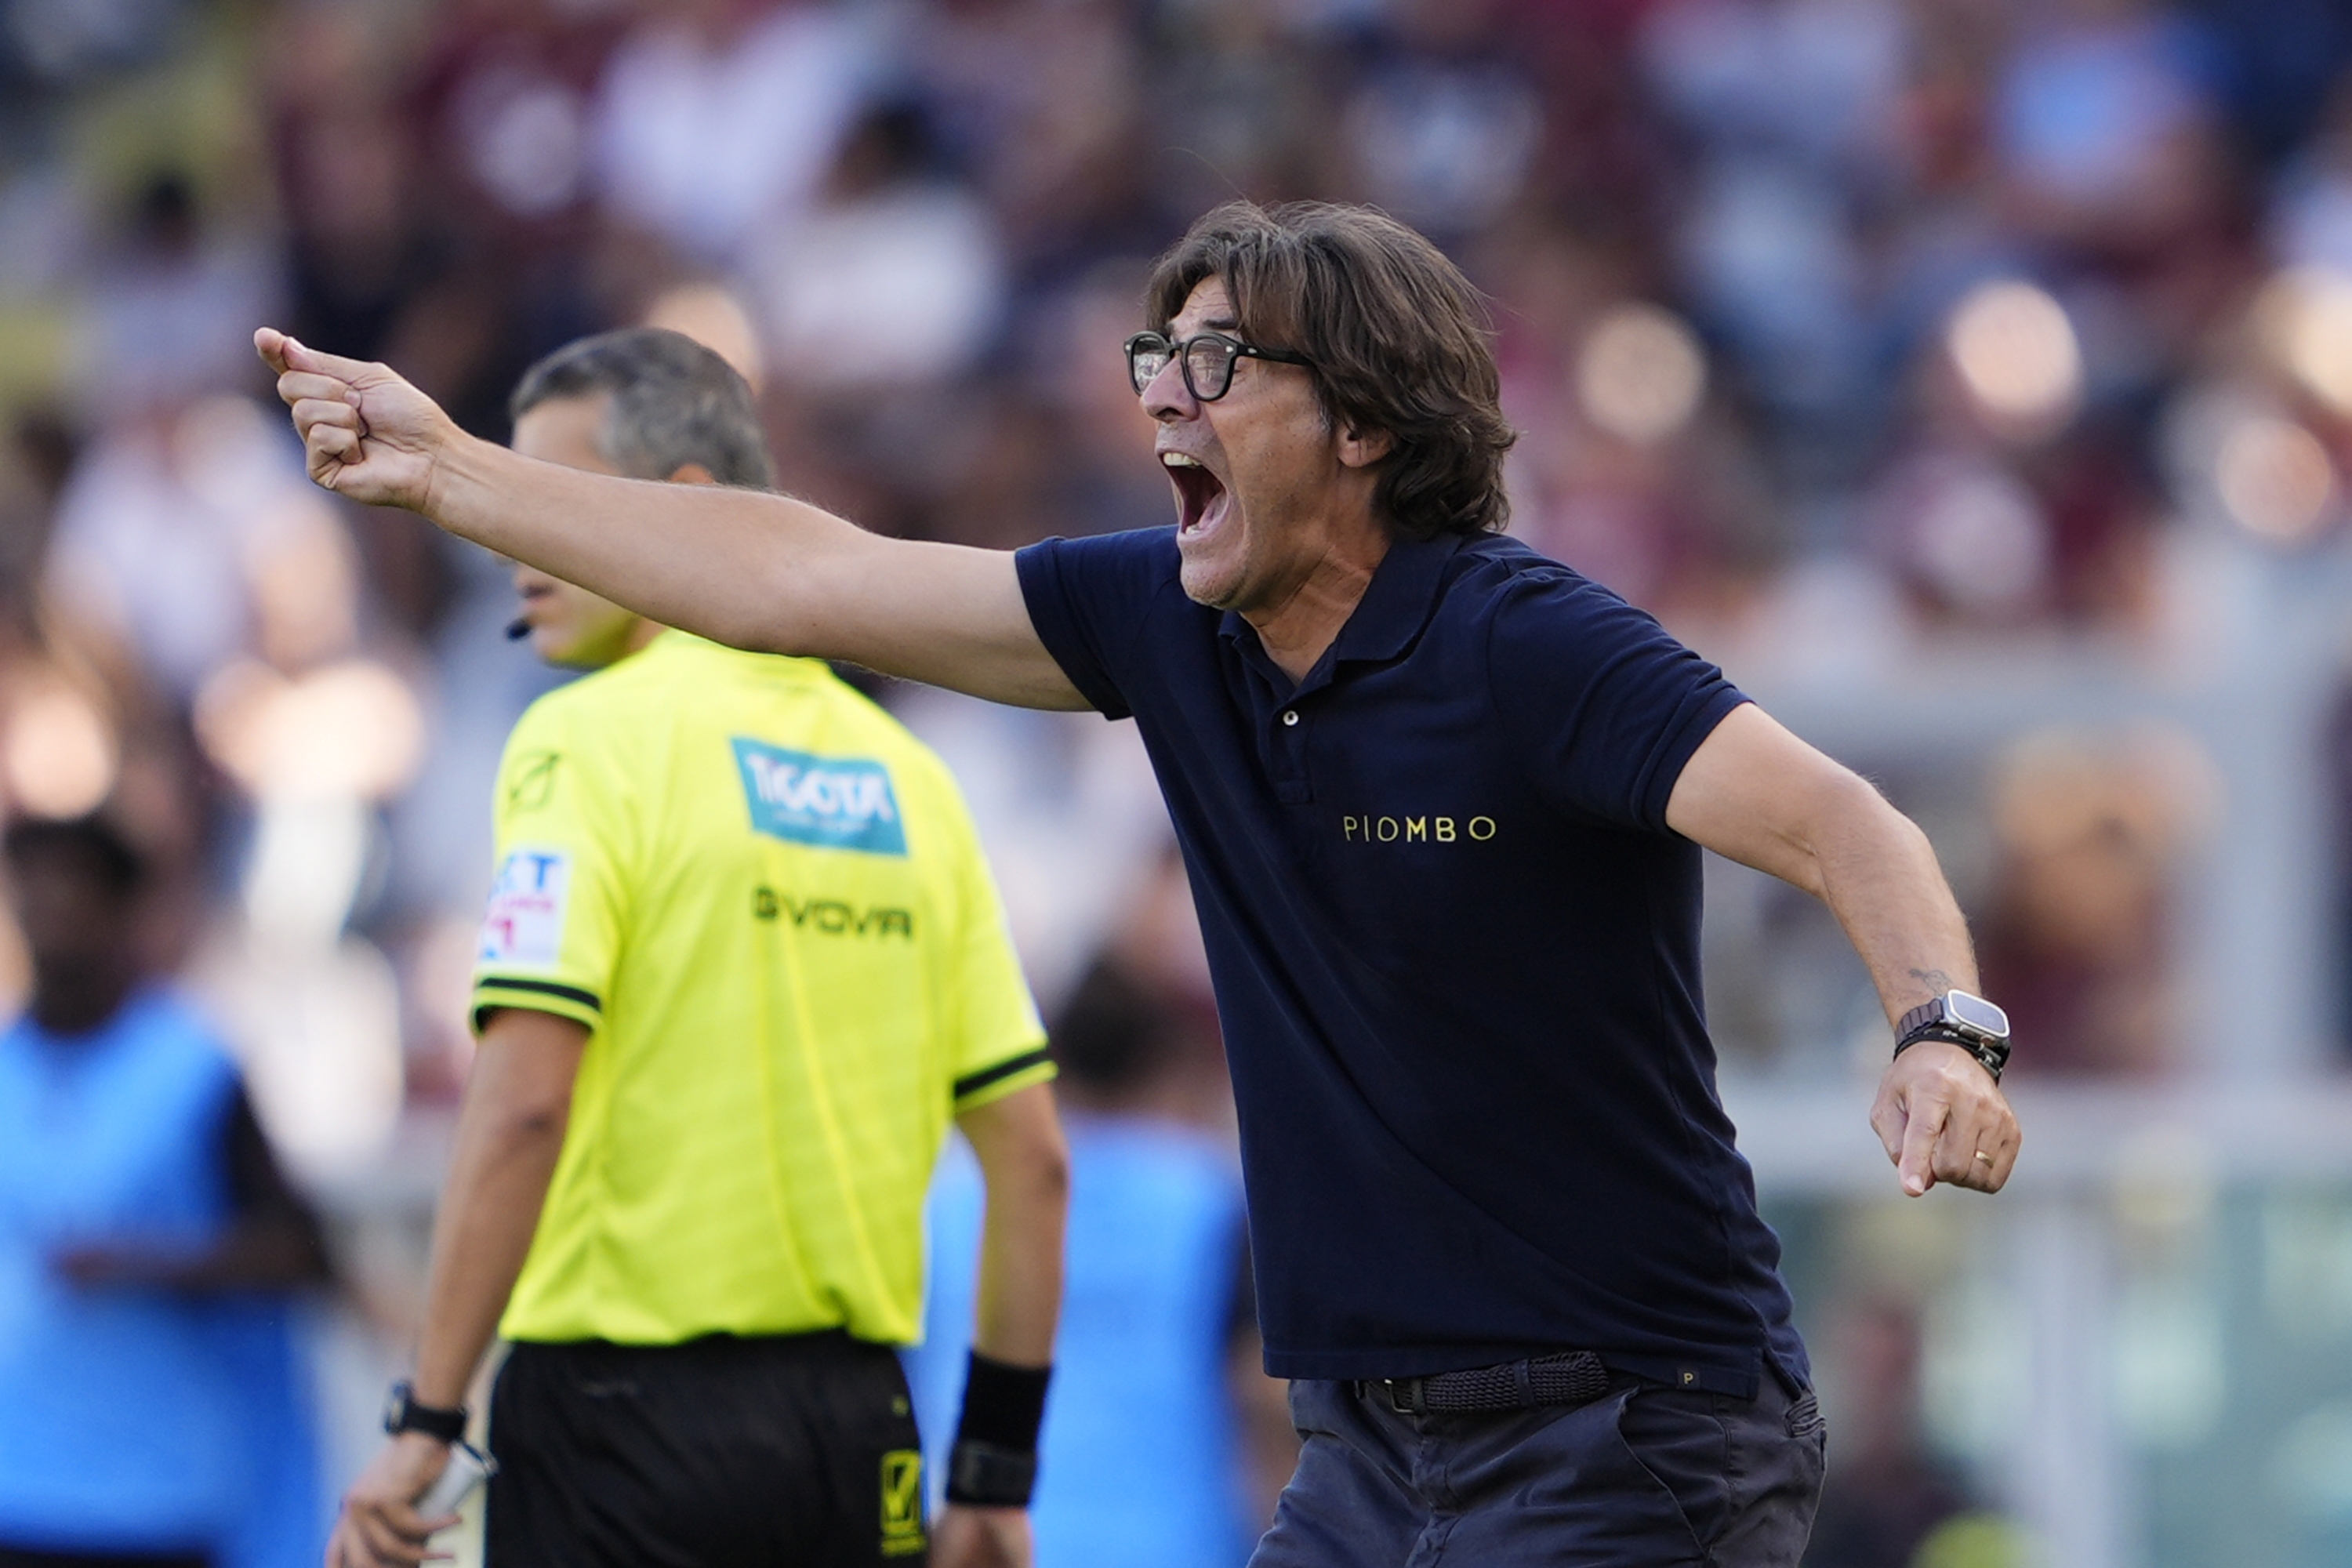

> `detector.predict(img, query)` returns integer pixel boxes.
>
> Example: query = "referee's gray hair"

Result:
[508,328,776,492]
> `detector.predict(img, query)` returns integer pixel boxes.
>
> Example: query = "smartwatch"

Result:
[1893,989,2011,1083]
[383,1381,468,1444]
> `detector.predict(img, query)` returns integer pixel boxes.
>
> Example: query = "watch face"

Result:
[1947,991,2009,1040]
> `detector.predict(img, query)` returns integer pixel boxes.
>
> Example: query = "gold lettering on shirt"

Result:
[1335,813,1494,846]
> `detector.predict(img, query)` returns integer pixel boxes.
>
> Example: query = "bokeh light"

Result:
[194,659,426,803]
[2213,413,2336,543]
[2252,266,2352,419]
[1575,303,1708,445]
[3,681,115,818]
[1945,281,2084,436]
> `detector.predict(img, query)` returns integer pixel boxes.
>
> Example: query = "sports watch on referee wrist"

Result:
[1893,989,2011,1083]
[383,1381,467,1444]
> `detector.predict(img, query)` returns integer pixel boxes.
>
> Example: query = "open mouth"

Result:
[1162,452,1227,536]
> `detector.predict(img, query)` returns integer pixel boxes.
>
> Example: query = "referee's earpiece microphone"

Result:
[505,617,532,641]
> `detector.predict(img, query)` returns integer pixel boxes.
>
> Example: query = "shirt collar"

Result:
[1218,530,1464,694]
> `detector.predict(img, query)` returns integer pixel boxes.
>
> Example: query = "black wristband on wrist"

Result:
[1893,1023,1973,1057]
[946,1439,1039,1508]
[1893,1023,2008,1083]
[953,1350,1051,1452]
[946,1351,1049,1506]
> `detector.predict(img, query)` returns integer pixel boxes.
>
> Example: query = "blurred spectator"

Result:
[590,0,885,269]
[1990,0,2227,260]
[746,97,1007,396]
[910,956,1266,1566]
[2269,68,2352,275]
[1802,1295,1972,1568]
[43,394,328,705]
[1338,0,1544,241]
[0,814,330,1568]
[68,173,279,423]
[1974,727,2211,1075]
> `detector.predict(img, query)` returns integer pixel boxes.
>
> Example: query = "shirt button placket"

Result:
[1272,706,1311,802]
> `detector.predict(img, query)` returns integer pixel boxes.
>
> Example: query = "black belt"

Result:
[1362,1350,1614,1416]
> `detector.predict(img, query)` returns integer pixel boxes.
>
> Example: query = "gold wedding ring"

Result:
[1974,1150,1994,1164]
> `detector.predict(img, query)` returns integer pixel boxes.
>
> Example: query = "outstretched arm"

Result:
[1667,702,2021,1196]
[256,329,1087,710]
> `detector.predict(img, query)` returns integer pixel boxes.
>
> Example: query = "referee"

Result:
[328,329,1069,1568]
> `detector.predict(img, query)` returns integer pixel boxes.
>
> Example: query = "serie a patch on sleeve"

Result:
[478,846,571,966]
[731,738,908,856]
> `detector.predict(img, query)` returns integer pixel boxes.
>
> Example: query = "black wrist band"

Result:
[383,1380,467,1443]
[1894,1023,2007,1083]
[1893,1023,1972,1057]
[946,1439,1039,1507]
[953,1351,1051,1453]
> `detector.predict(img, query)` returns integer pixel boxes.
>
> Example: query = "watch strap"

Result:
[1893,996,1947,1040]
[384,1381,468,1443]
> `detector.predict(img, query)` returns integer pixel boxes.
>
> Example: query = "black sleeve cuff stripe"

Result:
[474,977,602,1012]
[953,1048,1054,1102]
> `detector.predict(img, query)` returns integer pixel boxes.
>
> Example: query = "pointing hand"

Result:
[1870,1040,2020,1196]
[256,328,455,513]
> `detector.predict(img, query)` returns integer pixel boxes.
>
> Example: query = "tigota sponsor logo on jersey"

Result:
[731,738,908,856]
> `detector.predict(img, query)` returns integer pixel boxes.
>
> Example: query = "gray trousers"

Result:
[1250,1367,1827,1567]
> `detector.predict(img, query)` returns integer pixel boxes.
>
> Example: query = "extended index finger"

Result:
[1897,1088,1949,1197]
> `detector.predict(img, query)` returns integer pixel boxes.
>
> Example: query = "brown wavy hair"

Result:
[1144,201,1517,539]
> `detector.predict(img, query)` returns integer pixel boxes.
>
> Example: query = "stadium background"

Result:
[5,0,2352,1563]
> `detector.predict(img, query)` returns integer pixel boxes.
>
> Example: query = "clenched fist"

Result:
[256,328,459,513]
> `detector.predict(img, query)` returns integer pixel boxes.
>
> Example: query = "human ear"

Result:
[1338,426,1394,468]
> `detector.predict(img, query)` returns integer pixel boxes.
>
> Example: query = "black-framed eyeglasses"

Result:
[1124,331,1314,401]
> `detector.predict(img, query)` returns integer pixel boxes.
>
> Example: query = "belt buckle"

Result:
[1381,1377,1421,1416]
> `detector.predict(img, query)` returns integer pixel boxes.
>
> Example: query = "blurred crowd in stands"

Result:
[5,0,2352,1563]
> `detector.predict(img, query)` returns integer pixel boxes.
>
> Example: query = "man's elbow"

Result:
[1004,1129,1072,1214]
[985,1120,1073,1216]
[490,1098,572,1156]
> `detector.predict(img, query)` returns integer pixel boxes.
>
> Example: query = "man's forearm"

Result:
[408,1012,585,1408]
[428,434,855,660]
[1665,705,1978,1025]
[956,1083,1069,1367]
[971,1183,1065,1368]
[410,1115,565,1406]
[1806,782,1980,1026]
[1666,703,2017,1193]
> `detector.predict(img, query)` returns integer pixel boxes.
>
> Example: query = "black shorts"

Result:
[486,1332,929,1568]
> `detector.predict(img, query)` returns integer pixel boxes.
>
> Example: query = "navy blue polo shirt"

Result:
[1015,526,1806,1395]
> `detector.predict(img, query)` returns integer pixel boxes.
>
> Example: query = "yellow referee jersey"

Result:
[470,631,1051,1347]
